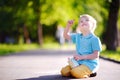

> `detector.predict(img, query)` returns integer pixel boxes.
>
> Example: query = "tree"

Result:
[0,0,114,45]
[0,0,34,44]
[32,0,43,45]
[102,0,120,50]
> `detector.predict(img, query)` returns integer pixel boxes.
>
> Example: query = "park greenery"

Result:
[0,0,120,60]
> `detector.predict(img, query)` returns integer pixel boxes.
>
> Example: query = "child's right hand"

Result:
[67,20,74,27]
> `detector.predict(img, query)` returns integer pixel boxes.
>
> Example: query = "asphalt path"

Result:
[0,49,120,80]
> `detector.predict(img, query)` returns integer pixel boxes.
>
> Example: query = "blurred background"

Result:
[0,0,120,61]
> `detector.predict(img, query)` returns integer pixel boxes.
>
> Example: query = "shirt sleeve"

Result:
[70,33,76,43]
[91,37,102,52]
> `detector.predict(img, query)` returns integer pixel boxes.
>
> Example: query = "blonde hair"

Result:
[80,14,97,33]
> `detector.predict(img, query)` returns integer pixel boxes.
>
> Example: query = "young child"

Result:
[61,14,102,78]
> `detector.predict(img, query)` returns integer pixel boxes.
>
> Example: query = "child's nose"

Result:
[82,20,86,23]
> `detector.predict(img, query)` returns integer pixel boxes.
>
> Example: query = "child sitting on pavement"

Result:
[61,14,102,78]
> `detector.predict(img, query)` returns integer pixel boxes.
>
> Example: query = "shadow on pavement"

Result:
[17,74,74,80]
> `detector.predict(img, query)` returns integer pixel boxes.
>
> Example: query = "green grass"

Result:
[0,42,74,55]
[0,44,40,55]
[100,47,120,61]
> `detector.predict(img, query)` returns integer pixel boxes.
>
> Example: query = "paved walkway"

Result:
[0,49,120,80]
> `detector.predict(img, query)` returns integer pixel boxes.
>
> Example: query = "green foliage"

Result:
[40,0,109,37]
[41,0,73,25]
[0,0,119,43]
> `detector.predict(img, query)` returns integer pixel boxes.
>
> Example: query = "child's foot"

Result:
[89,72,97,77]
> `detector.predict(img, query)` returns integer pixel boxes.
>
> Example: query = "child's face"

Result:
[78,16,93,32]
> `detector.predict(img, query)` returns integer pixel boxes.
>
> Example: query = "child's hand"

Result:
[73,54,83,60]
[67,20,74,27]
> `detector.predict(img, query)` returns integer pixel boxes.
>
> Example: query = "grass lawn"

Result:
[0,43,120,62]
[0,44,40,55]
[100,48,120,61]
[100,45,120,61]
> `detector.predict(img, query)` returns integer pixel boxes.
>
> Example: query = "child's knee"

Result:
[61,65,71,77]
[70,65,92,78]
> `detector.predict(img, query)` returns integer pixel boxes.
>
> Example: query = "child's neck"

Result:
[82,31,91,36]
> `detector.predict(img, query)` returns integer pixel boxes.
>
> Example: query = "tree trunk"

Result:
[38,22,43,45]
[103,0,119,51]
[23,24,31,44]
[0,36,1,43]
[33,0,43,45]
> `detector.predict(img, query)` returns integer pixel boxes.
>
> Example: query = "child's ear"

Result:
[92,22,96,31]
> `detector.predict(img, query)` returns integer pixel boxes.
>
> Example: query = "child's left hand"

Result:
[73,54,84,60]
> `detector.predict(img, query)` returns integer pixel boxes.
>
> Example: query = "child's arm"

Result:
[74,51,99,60]
[64,20,74,40]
